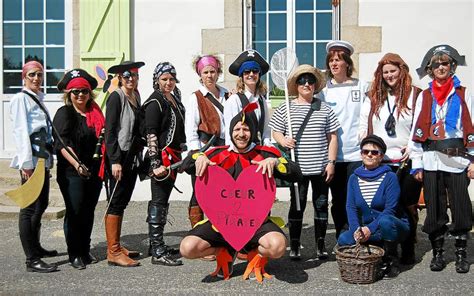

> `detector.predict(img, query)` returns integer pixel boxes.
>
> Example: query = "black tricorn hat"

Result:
[416,44,466,79]
[57,68,98,91]
[108,60,145,74]
[229,50,270,76]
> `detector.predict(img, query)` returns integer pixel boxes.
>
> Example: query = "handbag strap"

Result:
[294,97,321,142]
[22,91,85,167]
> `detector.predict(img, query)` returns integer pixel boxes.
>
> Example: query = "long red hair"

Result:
[368,53,413,119]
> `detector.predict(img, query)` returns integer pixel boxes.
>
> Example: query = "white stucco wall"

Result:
[133,0,226,101]
[124,0,228,201]
[358,0,473,90]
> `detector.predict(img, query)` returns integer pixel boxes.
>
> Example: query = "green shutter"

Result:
[79,0,130,107]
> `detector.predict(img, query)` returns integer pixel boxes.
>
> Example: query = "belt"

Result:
[422,138,465,152]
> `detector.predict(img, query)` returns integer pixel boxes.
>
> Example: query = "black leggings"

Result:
[288,174,328,221]
[19,169,50,261]
[57,173,102,258]
[328,161,362,235]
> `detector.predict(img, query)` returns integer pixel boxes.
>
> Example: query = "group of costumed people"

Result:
[9,39,472,281]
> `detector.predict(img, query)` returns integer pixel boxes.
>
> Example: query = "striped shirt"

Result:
[269,100,340,175]
[358,173,386,205]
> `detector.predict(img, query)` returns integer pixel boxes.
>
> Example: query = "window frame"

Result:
[1,0,73,99]
[243,0,340,90]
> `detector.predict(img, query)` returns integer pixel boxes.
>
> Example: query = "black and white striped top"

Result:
[358,174,386,205]
[269,100,340,175]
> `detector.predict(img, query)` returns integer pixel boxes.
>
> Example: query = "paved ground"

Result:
[0,200,473,295]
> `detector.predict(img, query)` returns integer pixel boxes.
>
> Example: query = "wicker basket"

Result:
[335,244,385,284]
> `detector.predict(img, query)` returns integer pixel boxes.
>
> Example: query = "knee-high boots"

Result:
[314,219,328,260]
[105,214,139,267]
[288,219,302,260]
[148,204,182,266]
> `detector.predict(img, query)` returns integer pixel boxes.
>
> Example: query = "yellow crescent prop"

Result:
[5,158,45,209]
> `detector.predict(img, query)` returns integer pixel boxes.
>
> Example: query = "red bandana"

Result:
[85,101,106,179]
[432,77,453,106]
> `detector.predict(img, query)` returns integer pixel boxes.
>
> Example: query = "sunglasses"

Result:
[361,149,382,156]
[122,71,139,79]
[70,88,91,96]
[431,61,450,69]
[296,75,316,85]
[243,69,260,75]
[27,72,43,78]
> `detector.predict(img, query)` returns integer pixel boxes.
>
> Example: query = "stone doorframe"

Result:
[200,0,381,87]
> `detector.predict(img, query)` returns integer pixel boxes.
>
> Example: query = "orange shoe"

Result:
[243,249,272,283]
[210,247,237,280]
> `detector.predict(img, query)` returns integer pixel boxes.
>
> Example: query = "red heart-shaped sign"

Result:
[195,165,276,251]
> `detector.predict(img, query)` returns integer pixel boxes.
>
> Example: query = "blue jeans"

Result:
[337,215,410,246]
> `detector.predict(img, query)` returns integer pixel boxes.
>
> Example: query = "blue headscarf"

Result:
[153,62,179,88]
[238,61,261,77]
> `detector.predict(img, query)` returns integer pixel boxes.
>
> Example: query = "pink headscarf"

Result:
[195,55,219,75]
[22,61,44,79]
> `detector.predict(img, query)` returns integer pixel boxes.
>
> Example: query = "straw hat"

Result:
[287,64,325,96]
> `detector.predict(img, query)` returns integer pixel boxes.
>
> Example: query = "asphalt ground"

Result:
[0,200,473,295]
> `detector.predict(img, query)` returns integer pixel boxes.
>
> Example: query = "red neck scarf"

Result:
[432,77,453,106]
[85,101,106,179]
[208,148,266,170]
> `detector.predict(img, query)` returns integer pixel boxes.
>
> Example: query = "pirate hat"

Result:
[416,44,466,79]
[229,49,270,76]
[108,60,145,74]
[57,68,98,91]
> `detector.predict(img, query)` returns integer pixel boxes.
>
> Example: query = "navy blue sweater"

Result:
[346,168,406,234]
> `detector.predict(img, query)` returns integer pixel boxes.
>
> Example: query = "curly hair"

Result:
[368,53,412,119]
[191,54,223,75]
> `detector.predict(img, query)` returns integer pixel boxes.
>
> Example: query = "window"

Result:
[249,0,337,89]
[3,0,66,94]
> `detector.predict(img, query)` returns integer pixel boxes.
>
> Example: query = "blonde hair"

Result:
[236,77,267,96]
[62,90,96,107]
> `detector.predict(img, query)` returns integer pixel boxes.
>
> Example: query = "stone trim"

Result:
[201,0,243,90]
[340,0,382,77]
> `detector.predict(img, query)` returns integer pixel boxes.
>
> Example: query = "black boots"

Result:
[288,219,302,260]
[26,259,57,273]
[382,241,400,279]
[36,223,58,258]
[148,204,182,266]
[455,238,470,273]
[315,219,328,260]
[430,237,446,272]
[70,257,86,270]
[400,204,418,265]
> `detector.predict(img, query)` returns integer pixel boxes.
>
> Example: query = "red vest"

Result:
[412,86,474,147]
